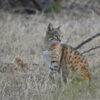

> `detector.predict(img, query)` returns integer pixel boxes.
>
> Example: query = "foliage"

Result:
[47,2,61,12]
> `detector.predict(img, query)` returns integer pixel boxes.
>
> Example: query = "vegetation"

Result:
[47,2,61,12]
[0,11,100,100]
[0,0,100,100]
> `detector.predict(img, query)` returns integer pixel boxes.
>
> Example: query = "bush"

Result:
[47,1,61,12]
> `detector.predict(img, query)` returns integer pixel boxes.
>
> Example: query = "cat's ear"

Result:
[57,25,61,30]
[48,23,54,31]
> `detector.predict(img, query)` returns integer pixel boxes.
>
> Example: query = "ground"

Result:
[0,11,100,100]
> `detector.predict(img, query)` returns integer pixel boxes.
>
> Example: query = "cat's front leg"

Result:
[49,63,53,71]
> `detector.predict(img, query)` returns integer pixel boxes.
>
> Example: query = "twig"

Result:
[82,45,100,55]
[19,0,43,13]
[31,0,43,11]
[75,33,100,50]
[13,7,37,13]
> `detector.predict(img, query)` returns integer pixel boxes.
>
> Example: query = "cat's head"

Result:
[46,23,63,43]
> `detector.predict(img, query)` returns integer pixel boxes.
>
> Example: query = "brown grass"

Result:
[0,11,100,100]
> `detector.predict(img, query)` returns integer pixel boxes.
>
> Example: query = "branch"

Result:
[81,45,100,55]
[19,0,43,13]
[31,0,43,11]
[75,33,100,50]
[13,6,36,13]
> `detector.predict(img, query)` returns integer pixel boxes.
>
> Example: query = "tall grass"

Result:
[0,11,100,100]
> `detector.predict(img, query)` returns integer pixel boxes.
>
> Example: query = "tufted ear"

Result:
[48,23,54,31]
[57,25,61,30]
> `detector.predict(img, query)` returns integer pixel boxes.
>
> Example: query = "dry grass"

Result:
[0,11,100,100]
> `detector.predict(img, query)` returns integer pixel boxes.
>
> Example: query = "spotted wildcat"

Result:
[42,23,90,82]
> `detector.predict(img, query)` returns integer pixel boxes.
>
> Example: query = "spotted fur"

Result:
[42,23,90,82]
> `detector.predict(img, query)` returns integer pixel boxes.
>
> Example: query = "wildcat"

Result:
[42,23,91,82]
